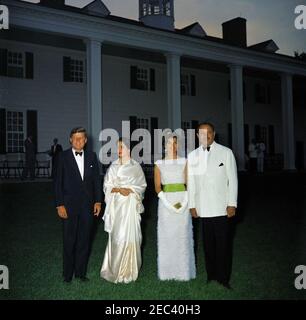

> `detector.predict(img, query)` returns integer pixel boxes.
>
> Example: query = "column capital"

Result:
[83,38,104,46]
[228,64,244,70]
[164,51,182,60]
[280,71,294,79]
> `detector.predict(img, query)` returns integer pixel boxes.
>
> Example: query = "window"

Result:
[181,74,196,96]
[181,75,190,96]
[136,68,149,91]
[153,5,160,15]
[255,83,271,104]
[130,66,155,91]
[63,57,85,83]
[182,121,191,132]
[7,51,24,78]
[136,118,149,130]
[260,126,267,146]
[70,59,84,83]
[142,3,147,16]
[6,111,24,153]
[165,1,171,16]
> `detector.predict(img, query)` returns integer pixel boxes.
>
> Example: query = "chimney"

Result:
[222,17,247,47]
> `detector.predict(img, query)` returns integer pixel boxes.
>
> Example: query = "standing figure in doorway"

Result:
[21,135,36,181]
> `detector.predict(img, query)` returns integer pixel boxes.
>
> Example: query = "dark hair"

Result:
[117,137,131,150]
[197,122,215,134]
[70,127,87,138]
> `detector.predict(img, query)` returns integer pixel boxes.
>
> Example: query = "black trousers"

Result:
[62,212,93,280]
[201,216,231,285]
[249,158,257,174]
[22,158,35,180]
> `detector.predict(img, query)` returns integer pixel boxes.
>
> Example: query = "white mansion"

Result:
[0,0,306,171]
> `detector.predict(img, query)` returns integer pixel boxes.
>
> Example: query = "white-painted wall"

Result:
[0,39,304,167]
[0,40,87,152]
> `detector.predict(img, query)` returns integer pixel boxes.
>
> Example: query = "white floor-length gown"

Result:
[155,158,196,281]
[101,159,147,284]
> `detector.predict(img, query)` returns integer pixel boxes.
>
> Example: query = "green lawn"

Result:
[1,173,306,300]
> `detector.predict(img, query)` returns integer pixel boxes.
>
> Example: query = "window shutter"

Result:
[228,80,231,100]
[254,125,261,142]
[0,48,8,77]
[150,68,155,91]
[268,125,275,154]
[25,52,34,79]
[191,120,199,149]
[129,116,137,151]
[191,74,196,96]
[228,123,232,149]
[0,108,6,154]
[130,66,137,89]
[255,83,260,103]
[244,124,249,154]
[150,117,158,155]
[63,56,71,82]
[267,85,271,104]
[27,110,38,153]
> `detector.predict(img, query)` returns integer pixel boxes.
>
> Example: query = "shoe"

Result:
[218,281,233,290]
[76,276,89,282]
[63,278,72,283]
[206,277,216,284]
[206,279,215,285]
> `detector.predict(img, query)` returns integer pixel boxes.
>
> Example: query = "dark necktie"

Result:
[75,151,83,157]
[207,146,210,152]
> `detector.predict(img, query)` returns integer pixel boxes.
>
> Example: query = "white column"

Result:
[86,39,103,157]
[165,53,181,130]
[281,73,296,170]
[230,64,245,171]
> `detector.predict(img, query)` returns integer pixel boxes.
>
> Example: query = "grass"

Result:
[0,173,306,300]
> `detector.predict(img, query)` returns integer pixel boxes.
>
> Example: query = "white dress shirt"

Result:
[187,141,238,218]
[72,148,84,180]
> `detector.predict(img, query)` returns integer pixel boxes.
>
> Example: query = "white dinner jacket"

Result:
[187,141,238,218]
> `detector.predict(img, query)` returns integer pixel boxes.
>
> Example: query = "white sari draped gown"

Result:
[101,159,147,284]
[155,158,196,281]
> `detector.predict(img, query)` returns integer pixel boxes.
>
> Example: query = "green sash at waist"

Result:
[163,184,186,193]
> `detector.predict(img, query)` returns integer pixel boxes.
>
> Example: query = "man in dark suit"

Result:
[54,127,102,283]
[49,138,63,178]
[21,135,36,181]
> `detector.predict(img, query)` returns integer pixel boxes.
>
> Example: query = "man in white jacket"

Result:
[188,122,238,289]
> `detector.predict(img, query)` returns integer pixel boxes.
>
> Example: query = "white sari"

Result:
[101,159,147,284]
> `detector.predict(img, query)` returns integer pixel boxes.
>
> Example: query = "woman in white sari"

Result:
[101,138,147,284]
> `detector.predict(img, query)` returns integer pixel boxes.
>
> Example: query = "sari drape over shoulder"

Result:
[101,159,147,284]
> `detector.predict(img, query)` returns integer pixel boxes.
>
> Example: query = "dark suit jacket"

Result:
[50,144,63,159]
[54,148,102,216]
[24,138,35,160]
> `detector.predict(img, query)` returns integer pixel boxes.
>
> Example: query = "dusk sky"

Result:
[23,0,306,56]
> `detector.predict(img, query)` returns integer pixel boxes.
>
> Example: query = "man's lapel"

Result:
[83,151,89,181]
[68,148,83,182]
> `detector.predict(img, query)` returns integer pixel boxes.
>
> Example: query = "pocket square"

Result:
[219,163,224,167]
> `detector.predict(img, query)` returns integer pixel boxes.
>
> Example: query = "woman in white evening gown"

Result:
[101,138,147,284]
[154,135,196,281]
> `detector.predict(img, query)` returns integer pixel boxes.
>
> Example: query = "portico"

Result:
[1,0,306,171]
